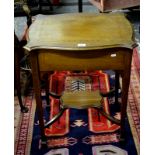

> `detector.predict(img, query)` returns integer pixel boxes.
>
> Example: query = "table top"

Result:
[24,13,134,51]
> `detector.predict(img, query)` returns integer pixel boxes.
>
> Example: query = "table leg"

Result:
[30,52,46,144]
[42,72,54,107]
[39,0,42,12]
[47,0,53,11]
[78,0,83,12]
[14,41,28,113]
[120,69,130,141]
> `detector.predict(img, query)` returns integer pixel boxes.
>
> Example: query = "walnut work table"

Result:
[24,13,135,145]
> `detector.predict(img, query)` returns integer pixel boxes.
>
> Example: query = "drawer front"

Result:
[38,50,130,71]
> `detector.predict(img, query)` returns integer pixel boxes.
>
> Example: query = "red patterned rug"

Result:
[14,48,140,155]
[127,48,140,153]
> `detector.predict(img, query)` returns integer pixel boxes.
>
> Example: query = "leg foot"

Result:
[21,106,29,113]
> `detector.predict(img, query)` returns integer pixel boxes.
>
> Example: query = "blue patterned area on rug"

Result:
[30,71,138,155]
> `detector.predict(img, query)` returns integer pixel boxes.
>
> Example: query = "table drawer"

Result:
[38,49,131,71]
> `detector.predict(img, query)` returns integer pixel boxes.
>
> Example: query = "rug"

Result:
[14,48,140,155]
[14,90,36,155]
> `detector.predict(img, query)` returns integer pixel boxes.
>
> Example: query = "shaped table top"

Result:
[24,13,134,51]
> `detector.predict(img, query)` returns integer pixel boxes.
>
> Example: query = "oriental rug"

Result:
[14,48,140,155]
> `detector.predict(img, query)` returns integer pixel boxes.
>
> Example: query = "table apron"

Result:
[37,50,131,71]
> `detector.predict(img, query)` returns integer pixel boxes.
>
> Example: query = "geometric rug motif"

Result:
[44,148,69,155]
[82,134,119,144]
[92,145,128,155]
[127,47,140,154]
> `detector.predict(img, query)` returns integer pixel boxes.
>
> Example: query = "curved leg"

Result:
[15,73,29,113]
[15,69,28,113]
[49,91,62,99]
[44,107,66,128]
[96,107,121,125]
[14,35,29,113]
[100,88,115,97]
